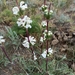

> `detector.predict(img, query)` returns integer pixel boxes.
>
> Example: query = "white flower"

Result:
[17,18,26,27]
[33,52,37,60]
[41,48,53,58]
[50,10,53,14]
[27,19,32,24]
[41,4,47,8]
[17,15,32,29]
[44,9,48,14]
[42,30,47,40]
[48,31,52,36]
[24,15,32,24]
[41,50,47,58]
[20,1,28,10]
[44,9,53,15]
[17,18,22,26]
[43,35,46,40]
[48,48,53,55]
[44,30,47,33]
[43,30,47,35]
[12,7,19,15]
[40,37,44,42]
[29,36,36,45]
[41,4,48,10]
[23,15,28,21]
[22,36,36,48]
[43,30,52,39]
[23,41,29,48]
[0,36,5,44]
[41,21,47,27]
[22,37,29,48]
[25,24,32,29]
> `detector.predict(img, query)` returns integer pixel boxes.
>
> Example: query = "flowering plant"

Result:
[0,0,75,75]
[1,0,54,75]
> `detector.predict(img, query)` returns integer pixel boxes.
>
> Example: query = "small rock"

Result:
[68,36,72,39]
[52,34,57,39]
[71,63,75,71]
[73,32,75,36]
[54,31,59,34]
[70,38,75,44]
[63,35,68,41]
[54,31,60,36]
[58,35,62,41]
[62,32,66,37]
[68,31,72,36]
[61,48,66,52]
[51,39,59,45]
[63,45,68,48]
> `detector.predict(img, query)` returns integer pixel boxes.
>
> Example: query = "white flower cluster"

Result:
[17,15,32,29]
[43,30,52,36]
[41,48,53,58]
[41,4,53,19]
[40,30,52,42]
[20,1,28,10]
[12,7,19,15]
[0,36,5,44]
[41,4,48,11]
[40,37,44,42]
[41,20,47,27]
[22,36,36,48]
[48,31,53,36]
[44,9,53,16]
[12,1,28,15]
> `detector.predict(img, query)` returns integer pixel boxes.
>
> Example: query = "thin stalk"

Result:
[44,0,46,5]
[26,29,34,60]
[43,0,46,19]
[46,19,49,71]
[46,3,51,71]
[49,3,51,11]
[0,46,11,62]
[16,0,19,8]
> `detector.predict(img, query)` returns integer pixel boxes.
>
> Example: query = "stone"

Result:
[61,48,66,52]
[52,34,57,39]
[54,31,60,36]
[51,39,59,45]
[73,32,75,36]
[63,35,68,41]
[70,38,75,44]
[58,35,62,41]
[71,63,75,71]
[63,45,68,48]
[68,36,72,39]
